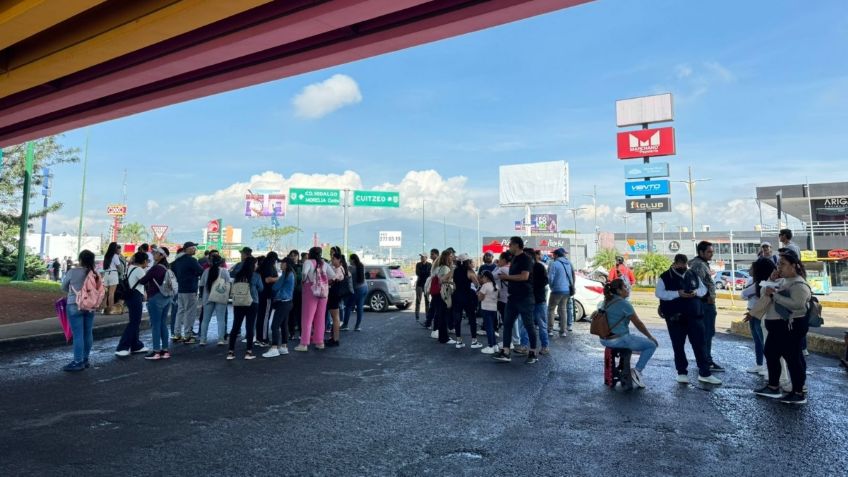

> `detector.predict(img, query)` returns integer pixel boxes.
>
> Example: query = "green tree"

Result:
[634,252,672,286]
[252,225,301,252]
[118,222,149,244]
[591,248,619,271]
[0,136,79,277]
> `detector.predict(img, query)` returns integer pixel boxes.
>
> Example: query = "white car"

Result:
[572,275,605,320]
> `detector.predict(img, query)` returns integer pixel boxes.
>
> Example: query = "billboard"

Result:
[499,160,569,206]
[617,127,676,159]
[513,214,559,233]
[616,93,674,127]
[106,204,127,216]
[482,235,569,255]
[625,198,672,213]
[624,162,669,179]
[379,231,402,248]
[245,193,286,217]
[624,180,671,196]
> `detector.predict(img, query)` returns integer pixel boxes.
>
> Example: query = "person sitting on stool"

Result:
[597,279,658,389]
[657,254,722,385]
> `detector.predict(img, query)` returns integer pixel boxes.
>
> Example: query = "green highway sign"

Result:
[353,190,400,208]
[289,188,341,206]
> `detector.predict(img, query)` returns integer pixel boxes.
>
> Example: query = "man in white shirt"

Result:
[778,229,801,258]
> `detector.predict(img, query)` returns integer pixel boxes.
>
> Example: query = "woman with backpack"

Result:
[101,242,122,314]
[326,252,349,347]
[595,279,659,389]
[115,252,150,357]
[136,247,173,360]
[263,257,295,358]
[431,250,455,344]
[341,253,367,331]
[227,256,264,360]
[61,249,105,371]
[199,255,231,346]
[296,247,335,352]
[753,250,812,405]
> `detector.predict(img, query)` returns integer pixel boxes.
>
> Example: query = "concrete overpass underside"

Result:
[0,0,591,146]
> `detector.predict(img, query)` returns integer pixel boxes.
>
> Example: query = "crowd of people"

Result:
[58,233,817,405]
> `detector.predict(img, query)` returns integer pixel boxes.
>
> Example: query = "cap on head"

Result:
[240,247,253,255]
[554,248,567,257]
[457,253,470,262]
[760,242,771,248]
[182,241,198,249]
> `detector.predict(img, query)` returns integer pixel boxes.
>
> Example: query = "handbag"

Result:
[208,277,231,304]
[590,299,628,338]
[55,297,72,342]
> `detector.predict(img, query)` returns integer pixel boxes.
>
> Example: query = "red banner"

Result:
[617,127,676,159]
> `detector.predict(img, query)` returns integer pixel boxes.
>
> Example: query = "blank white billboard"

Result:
[499,160,569,206]
[616,93,674,127]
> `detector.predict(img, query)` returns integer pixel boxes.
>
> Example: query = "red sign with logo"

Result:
[207,220,220,233]
[617,127,676,159]
[827,249,848,260]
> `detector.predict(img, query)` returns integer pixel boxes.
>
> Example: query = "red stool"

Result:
[604,347,633,390]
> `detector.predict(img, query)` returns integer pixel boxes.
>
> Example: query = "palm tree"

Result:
[253,225,301,252]
[590,248,619,271]
[634,253,672,286]
[117,222,148,244]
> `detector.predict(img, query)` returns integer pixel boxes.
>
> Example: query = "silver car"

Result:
[364,265,415,312]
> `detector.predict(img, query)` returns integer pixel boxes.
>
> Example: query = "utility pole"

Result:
[474,209,481,264]
[443,216,447,250]
[14,142,35,281]
[77,132,90,255]
[620,214,630,244]
[342,188,350,255]
[39,167,52,258]
[565,207,586,256]
[673,166,710,241]
[582,185,598,246]
[421,199,426,254]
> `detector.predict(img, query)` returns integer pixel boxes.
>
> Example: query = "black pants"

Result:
[256,297,273,342]
[229,303,257,352]
[117,290,145,352]
[665,315,711,377]
[502,298,536,351]
[432,294,450,343]
[270,300,293,346]
[452,296,478,340]
[425,293,437,328]
[415,285,429,318]
[497,301,505,332]
[764,318,809,393]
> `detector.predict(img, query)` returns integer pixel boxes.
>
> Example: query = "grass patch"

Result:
[0,276,63,293]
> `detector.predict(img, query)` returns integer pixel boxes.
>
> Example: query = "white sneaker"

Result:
[470,340,483,349]
[481,346,496,355]
[476,329,486,337]
[494,332,500,338]
[280,347,289,355]
[430,331,438,339]
[746,365,765,374]
[493,345,500,353]
[758,368,768,377]
[262,348,281,358]
[803,349,809,356]
[698,375,723,385]
[115,350,131,357]
[676,374,689,384]
[455,340,465,349]
[567,326,573,332]
[780,381,793,393]
[132,347,149,354]
[631,369,646,388]
[447,338,458,345]
[217,340,226,346]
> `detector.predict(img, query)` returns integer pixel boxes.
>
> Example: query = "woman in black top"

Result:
[450,255,481,349]
[342,254,367,331]
[256,252,279,346]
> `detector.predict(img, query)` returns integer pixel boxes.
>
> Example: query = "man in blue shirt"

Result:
[547,248,575,337]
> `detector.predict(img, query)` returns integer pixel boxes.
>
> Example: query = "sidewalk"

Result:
[0,312,148,353]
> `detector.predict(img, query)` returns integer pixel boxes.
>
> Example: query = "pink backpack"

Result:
[309,260,329,298]
[74,270,105,311]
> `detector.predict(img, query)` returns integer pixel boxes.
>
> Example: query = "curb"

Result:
[728,320,846,359]
[0,317,150,354]
[633,287,848,308]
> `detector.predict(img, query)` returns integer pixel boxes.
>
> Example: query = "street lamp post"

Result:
[565,207,586,256]
[582,185,598,246]
[673,166,710,242]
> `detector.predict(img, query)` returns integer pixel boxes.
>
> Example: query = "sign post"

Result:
[352,190,400,208]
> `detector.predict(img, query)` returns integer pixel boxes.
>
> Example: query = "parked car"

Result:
[572,275,605,320]
[364,265,415,312]
[714,270,750,290]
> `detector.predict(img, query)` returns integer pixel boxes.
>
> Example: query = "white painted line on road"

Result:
[96,371,140,384]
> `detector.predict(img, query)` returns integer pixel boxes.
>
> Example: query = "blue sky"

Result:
[45,0,848,244]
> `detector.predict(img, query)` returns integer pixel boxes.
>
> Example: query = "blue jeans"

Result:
[482,310,497,347]
[749,317,764,366]
[702,302,717,363]
[68,304,94,363]
[147,293,171,352]
[343,285,367,328]
[600,334,657,372]
[520,303,549,348]
[201,301,228,342]
[169,295,179,335]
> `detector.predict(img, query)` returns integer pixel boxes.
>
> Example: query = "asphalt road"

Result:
[1,309,847,477]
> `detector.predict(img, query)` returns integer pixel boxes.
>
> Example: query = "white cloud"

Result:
[675,64,693,79]
[146,200,159,214]
[292,74,362,119]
